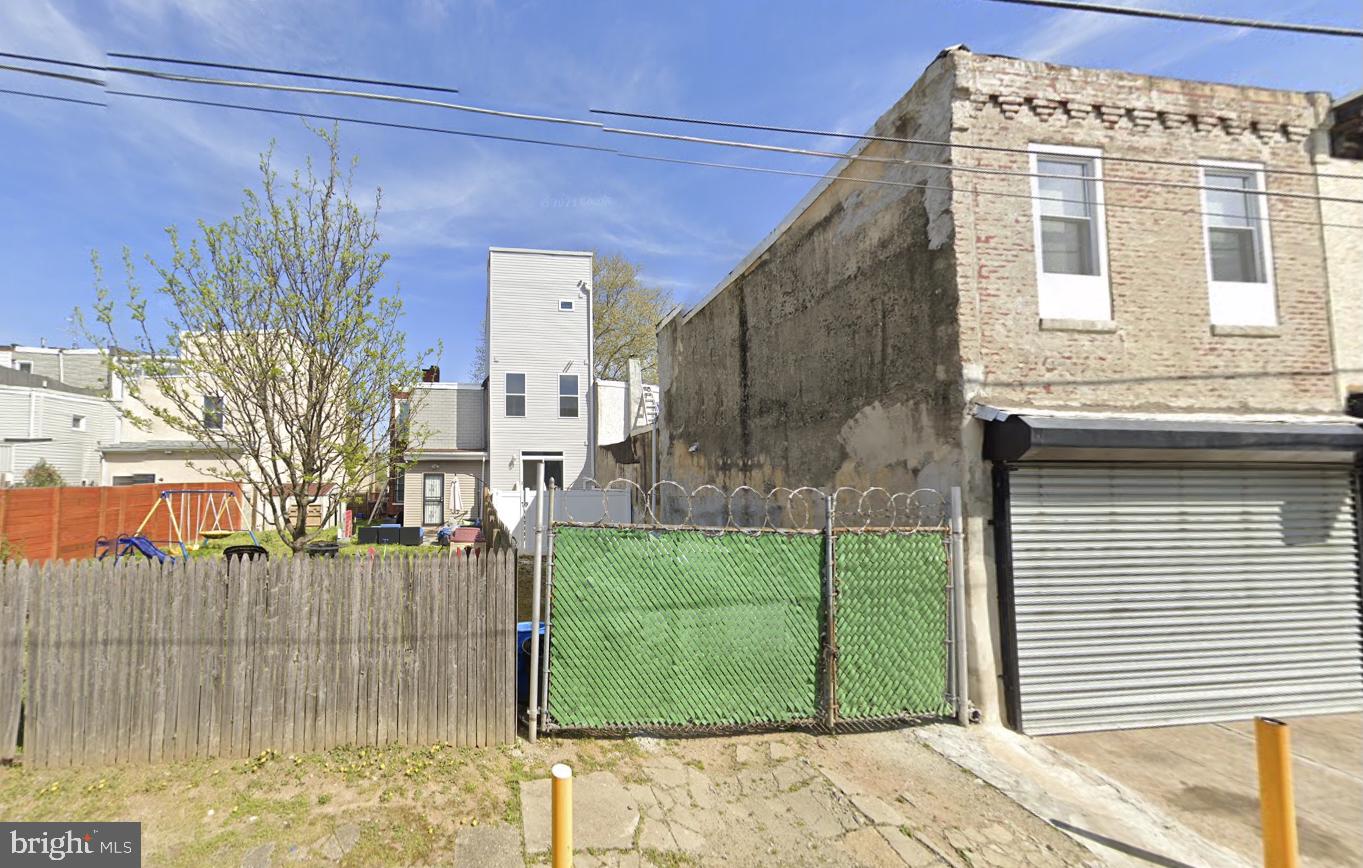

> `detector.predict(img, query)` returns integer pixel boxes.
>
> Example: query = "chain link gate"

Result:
[533,483,961,734]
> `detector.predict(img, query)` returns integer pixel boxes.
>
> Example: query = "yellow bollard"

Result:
[551,763,573,868]
[1255,717,1299,868]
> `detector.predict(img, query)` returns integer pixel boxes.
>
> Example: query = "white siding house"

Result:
[0,367,118,486]
[486,248,594,492]
[400,383,488,530]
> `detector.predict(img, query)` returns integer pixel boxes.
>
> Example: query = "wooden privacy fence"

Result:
[0,482,244,562]
[0,552,515,767]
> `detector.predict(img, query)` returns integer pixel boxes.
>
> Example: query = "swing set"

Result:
[95,488,259,564]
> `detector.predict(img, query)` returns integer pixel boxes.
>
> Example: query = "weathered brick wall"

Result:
[656,54,966,500]
[951,52,1338,414]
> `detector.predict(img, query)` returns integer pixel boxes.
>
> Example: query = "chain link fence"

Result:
[534,482,958,734]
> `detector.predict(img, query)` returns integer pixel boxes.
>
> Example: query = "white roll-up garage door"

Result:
[1007,462,1363,735]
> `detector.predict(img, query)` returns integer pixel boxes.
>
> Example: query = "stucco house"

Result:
[653,47,1363,735]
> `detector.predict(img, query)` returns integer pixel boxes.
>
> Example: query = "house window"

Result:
[559,374,579,417]
[1029,146,1111,322]
[71,415,86,431]
[1200,162,1276,327]
[16,361,32,373]
[422,473,444,525]
[203,395,224,431]
[505,373,525,417]
[522,452,564,490]
[559,299,575,311]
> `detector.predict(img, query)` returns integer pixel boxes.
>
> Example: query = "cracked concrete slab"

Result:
[520,770,646,853]
[452,824,522,868]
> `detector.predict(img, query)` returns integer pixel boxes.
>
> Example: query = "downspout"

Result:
[583,276,596,481]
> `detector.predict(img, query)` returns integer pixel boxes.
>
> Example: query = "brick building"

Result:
[654,48,1363,733]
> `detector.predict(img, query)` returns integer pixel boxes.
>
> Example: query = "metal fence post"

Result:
[538,483,557,729]
[527,463,547,743]
[950,486,970,725]
[822,492,838,730]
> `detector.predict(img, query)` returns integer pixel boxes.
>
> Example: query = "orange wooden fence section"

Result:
[0,482,244,562]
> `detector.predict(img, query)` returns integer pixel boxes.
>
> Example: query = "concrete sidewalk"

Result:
[510,730,1090,866]
[1044,714,1363,868]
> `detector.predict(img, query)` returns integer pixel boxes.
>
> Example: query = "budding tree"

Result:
[90,126,433,551]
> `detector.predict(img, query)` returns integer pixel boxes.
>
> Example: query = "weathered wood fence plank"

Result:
[6,553,513,767]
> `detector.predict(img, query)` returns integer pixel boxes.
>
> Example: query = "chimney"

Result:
[422,365,440,383]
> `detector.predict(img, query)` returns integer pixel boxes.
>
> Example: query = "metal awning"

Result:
[978,406,1363,461]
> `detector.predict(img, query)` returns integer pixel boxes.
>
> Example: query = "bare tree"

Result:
[90,125,434,551]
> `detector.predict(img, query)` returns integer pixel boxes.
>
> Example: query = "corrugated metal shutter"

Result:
[1008,462,1363,735]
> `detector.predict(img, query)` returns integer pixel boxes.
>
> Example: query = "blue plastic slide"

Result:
[96,535,177,564]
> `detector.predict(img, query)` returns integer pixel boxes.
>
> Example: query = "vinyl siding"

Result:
[409,385,486,451]
[402,458,484,527]
[486,249,593,491]
[0,385,118,485]
[10,349,109,393]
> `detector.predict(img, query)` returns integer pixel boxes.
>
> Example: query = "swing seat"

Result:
[200,529,238,539]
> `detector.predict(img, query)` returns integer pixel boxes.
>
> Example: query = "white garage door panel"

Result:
[1009,462,1363,735]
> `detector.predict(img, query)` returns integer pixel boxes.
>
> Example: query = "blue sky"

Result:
[1,0,1358,378]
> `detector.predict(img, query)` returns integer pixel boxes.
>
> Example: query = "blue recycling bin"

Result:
[517,621,546,706]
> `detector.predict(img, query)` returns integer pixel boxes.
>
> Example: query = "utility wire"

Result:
[620,152,1363,231]
[104,65,602,128]
[107,51,461,94]
[591,107,1363,183]
[90,90,1363,231]
[603,126,1363,206]
[0,62,104,87]
[982,0,1363,38]
[107,90,616,153]
[0,50,106,71]
[0,86,105,107]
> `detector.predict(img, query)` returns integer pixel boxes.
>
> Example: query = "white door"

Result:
[1006,462,1363,734]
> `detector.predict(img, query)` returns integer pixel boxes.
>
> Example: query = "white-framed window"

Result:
[504,373,526,417]
[202,395,224,431]
[1199,160,1276,327]
[71,415,86,431]
[559,299,575,311]
[1029,144,1112,322]
[16,361,32,373]
[559,374,579,418]
[521,451,564,490]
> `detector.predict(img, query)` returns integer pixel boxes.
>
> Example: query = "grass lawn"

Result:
[0,738,642,867]
[190,528,450,560]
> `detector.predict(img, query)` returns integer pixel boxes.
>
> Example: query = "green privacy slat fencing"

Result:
[547,527,823,728]
[835,533,952,720]
[546,525,952,731]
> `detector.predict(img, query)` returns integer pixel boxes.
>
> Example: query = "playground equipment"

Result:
[96,488,258,564]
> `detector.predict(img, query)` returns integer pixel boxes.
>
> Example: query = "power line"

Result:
[107,90,616,154]
[619,152,1363,231]
[85,90,1363,231]
[0,62,104,87]
[104,65,601,128]
[0,50,106,71]
[107,51,461,94]
[982,0,1363,38]
[0,87,105,107]
[590,107,1363,183]
[603,126,1363,206]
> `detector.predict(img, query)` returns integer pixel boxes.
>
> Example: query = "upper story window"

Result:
[559,374,579,418]
[505,373,526,417]
[559,299,575,311]
[71,415,86,431]
[1029,145,1111,322]
[1199,161,1276,327]
[16,361,32,373]
[203,395,224,431]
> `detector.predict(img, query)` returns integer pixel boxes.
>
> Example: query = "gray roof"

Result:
[0,365,102,396]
